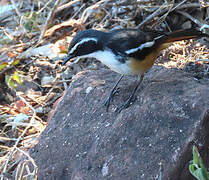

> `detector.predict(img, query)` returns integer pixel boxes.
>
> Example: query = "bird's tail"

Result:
[163,29,209,43]
[156,29,208,50]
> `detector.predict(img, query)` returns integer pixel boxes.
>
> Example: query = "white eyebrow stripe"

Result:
[125,41,155,54]
[69,37,98,54]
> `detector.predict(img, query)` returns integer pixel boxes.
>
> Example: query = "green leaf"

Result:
[0,62,8,71]
[189,146,209,180]
[193,146,198,165]
[5,75,16,89]
[199,157,209,180]
[31,12,37,20]
[11,59,20,66]
[189,164,195,174]
[12,71,22,85]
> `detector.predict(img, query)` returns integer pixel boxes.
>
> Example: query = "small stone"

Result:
[85,87,93,94]
[101,163,109,176]
[62,68,73,79]
[41,76,54,87]
[35,106,43,114]
[181,21,192,29]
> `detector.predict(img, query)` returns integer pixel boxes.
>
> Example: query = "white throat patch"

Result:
[79,50,132,75]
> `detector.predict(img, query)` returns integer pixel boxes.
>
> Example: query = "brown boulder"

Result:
[30,66,209,180]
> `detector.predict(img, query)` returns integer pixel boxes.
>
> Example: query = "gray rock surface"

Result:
[30,67,209,180]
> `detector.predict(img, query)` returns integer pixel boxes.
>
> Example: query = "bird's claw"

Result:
[103,88,119,111]
[115,99,131,113]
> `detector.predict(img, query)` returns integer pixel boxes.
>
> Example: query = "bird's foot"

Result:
[115,97,134,113]
[103,88,119,111]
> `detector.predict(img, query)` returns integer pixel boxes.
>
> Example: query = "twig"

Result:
[42,77,59,102]
[156,2,203,18]
[176,3,201,9]
[136,5,168,28]
[0,94,37,180]
[62,74,68,90]
[10,0,28,35]
[153,2,174,28]
[200,24,209,31]
[18,94,36,113]
[136,0,203,29]
[153,0,188,28]
[170,0,188,11]
[195,59,209,62]
[70,4,86,20]
[0,137,18,142]
[10,0,22,18]
[177,11,202,27]
[81,0,113,23]
[0,145,10,150]
[176,8,209,31]
[15,160,26,180]
[1,27,14,40]
[37,0,62,45]
[37,0,54,14]
[138,3,201,9]
[43,94,62,107]
[55,0,81,14]
[15,147,38,178]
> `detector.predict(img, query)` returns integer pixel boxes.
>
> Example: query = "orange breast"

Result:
[128,43,172,75]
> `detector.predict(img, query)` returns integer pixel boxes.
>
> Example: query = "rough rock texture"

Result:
[30,67,209,180]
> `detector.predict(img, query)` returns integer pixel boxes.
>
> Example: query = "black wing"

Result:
[104,29,165,60]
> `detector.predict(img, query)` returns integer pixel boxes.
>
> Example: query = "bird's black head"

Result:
[62,29,105,65]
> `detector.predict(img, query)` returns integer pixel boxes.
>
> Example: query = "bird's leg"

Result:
[104,75,124,111]
[116,74,144,113]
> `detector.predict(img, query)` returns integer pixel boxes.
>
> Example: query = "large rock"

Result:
[30,67,209,180]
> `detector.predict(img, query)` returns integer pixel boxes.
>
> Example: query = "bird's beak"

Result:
[62,54,75,65]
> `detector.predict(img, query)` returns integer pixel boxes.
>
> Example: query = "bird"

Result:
[62,28,209,112]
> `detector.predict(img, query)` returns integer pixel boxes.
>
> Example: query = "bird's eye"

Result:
[69,38,100,57]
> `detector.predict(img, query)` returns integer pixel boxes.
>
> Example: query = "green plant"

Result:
[24,12,38,31]
[189,146,209,180]
[5,71,22,89]
[0,59,22,89]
